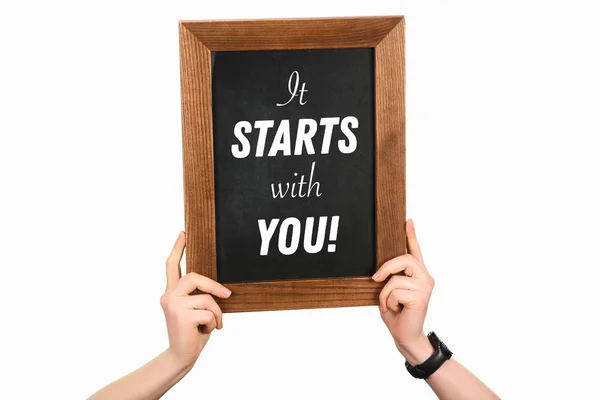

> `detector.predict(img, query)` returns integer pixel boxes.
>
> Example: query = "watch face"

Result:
[428,331,441,345]
[439,341,453,358]
[429,332,452,358]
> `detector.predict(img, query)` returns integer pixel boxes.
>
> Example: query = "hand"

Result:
[373,219,436,365]
[160,232,232,369]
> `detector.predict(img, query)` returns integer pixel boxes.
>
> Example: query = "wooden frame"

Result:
[179,16,405,312]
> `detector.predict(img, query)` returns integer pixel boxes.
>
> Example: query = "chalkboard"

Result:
[179,16,405,312]
[212,49,375,283]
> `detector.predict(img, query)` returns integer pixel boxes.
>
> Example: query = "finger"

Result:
[386,289,418,313]
[372,254,426,282]
[174,272,232,298]
[166,232,186,291]
[191,310,217,334]
[185,295,223,330]
[406,219,424,264]
[379,275,420,313]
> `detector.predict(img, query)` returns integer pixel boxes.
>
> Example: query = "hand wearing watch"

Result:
[405,332,453,379]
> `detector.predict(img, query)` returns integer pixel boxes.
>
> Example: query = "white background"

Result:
[1,0,599,399]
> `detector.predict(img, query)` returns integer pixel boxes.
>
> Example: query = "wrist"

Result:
[164,348,196,375]
[396,334,435,366]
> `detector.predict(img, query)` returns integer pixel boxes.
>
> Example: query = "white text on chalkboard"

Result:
[231,117,358,158]
[258,216,340,256]
[271,161,322,198]
[276,71,308,106]
[229,68,365,257]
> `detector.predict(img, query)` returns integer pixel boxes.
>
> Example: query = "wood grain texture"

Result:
[217,278,385,313]
[375,18,406,267]
[179,17,405,312]
[180,16,403,51]
[179,24,216,280]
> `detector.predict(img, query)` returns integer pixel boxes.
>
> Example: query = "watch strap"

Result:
[405,332,453,379]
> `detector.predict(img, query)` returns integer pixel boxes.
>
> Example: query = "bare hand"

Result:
[160,232,231,368]
[372,220,436,365]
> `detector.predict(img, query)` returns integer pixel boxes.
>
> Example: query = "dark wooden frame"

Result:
[179,16,405,312]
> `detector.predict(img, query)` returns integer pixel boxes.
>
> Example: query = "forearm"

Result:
[425,358,499,400]
[399,335,499,400]
[89,349,193,400]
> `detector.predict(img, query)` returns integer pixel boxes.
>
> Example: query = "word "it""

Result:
[276,70,308,107]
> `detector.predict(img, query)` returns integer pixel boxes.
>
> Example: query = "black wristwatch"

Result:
[405,332,453,379]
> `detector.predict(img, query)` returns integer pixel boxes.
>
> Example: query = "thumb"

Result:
[406,219,424,263]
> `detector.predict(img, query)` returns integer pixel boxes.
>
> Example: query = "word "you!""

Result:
[258,216,340,256]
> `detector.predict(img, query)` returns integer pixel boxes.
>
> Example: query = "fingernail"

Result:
[372,270,381,280]
[222,287,231,297]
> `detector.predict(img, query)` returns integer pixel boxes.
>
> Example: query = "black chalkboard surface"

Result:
[212,48,375,283]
